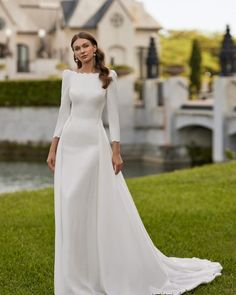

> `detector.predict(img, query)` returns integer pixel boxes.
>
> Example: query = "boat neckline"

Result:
[70,70,99,75]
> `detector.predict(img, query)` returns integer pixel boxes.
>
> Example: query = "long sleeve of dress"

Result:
[106,70,120,142]
[53,70,71,138]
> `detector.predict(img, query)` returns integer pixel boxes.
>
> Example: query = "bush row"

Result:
[0,79,62,106]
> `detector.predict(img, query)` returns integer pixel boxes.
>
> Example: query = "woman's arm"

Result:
[106,70,120,142]
[47,70,71,172]
[106,70,123,174]
[52,70,71,138]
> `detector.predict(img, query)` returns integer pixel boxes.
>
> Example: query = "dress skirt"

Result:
[54,118,222,295]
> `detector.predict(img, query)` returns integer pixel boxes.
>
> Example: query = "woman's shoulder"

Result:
[108,69,117,79]
[62,69,72,77]
[61,69,73,83]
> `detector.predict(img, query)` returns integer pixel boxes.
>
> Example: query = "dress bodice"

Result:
[69,72,106,122]
[53,69,120,142]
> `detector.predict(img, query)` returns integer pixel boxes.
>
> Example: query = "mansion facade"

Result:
[0,0,162,79]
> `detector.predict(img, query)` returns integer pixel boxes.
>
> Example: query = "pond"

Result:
[0,160,190,194]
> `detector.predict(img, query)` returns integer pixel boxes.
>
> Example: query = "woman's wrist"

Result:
[111,141,121,155]
[50,137,59,153]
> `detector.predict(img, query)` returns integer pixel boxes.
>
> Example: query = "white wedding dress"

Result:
[52,69,222,295]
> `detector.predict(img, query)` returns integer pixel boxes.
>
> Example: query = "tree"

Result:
[189,39,202,97]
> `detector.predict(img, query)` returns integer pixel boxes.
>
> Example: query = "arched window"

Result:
[17,44,29,72]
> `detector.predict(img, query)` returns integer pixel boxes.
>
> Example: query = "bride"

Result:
[47,31,223,295]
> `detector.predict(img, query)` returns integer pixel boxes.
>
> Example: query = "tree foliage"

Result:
[159,29,230,77]
[189,39,202,94]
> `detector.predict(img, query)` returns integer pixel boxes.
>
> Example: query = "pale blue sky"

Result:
[140,0,236,35]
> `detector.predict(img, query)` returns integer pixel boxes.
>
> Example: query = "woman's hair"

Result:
[71,31,112,89]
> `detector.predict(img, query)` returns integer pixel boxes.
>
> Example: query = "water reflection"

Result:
[0,161,53,193]
[0,160,190,194]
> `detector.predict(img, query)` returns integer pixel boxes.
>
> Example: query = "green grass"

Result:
[0,162,235,294]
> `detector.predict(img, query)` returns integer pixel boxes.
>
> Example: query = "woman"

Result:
[47,31,222,295]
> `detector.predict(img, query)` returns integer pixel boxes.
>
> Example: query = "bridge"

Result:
[153,76,236,162]
[115,75,236,163]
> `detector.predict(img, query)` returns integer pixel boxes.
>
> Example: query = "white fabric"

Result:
[53,69,223,295]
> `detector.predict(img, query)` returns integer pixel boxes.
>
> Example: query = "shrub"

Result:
[0,79,61,106]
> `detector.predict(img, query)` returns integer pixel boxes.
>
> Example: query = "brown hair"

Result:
[71,31,112,89]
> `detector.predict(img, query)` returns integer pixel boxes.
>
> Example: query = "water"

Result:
[0,161,53,194]
[0,160,190,194]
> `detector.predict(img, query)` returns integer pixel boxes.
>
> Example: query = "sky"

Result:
[140,0,236,35]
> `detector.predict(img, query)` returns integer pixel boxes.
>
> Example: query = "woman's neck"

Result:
[79,62,96,73]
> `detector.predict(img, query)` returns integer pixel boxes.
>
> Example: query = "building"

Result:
[0,0,162,79]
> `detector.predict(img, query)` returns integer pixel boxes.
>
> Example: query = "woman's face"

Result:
[72,38,97,63]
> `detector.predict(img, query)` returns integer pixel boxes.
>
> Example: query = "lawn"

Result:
[0,161,235,294]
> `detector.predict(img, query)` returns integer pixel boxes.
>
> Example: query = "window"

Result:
[17,44,29,72]
[0,43,6,58]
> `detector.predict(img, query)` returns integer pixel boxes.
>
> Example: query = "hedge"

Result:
[0,79,62,106]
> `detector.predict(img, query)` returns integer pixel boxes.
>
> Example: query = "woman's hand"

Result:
[47,137,59,172]
[111,141,123,175]
[47,151,56,172]
[112,153,124,175]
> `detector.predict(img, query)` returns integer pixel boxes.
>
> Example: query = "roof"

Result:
[1,0,162,34]
[122,0,162,30]
[82,0,114,29]
[75,0,161,31]
[61,0,79,24]
[0,0,38,32]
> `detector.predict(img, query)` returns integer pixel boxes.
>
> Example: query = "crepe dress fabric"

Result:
[52,69,223,295]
